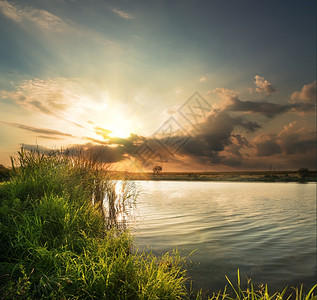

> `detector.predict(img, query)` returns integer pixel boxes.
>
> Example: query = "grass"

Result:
[0,148,188,299]
[198,270,317,300]
[0,148,316,299]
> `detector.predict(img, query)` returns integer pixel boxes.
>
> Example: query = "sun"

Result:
[108,127,131,139]
[106,115,133,139]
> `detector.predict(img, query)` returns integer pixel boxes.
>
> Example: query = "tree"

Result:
[153,165,162,174]
[298,168,309,180]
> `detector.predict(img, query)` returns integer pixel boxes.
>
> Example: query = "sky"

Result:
[0,0,316,171]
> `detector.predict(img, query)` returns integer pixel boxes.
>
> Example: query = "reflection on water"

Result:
[131,181,316,292]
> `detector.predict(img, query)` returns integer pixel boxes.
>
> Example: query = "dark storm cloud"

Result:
[217,81,316,118]
[225,96,316,117]
[226,98,292,118]
[109,136,138,153]
[279,133,316,155]
[253,134,282,156]
[253,124,316,157]
[2,121,74,137]
[232,134,249,147]
[192,112,259,152]
[21,111,257,167]
[164,112,259,167]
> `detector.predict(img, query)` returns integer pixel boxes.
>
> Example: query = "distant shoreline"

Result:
[112,170,317,182]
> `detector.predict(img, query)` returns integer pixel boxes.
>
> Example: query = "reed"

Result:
[0,148,187,299]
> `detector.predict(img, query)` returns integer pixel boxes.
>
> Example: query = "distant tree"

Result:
[298,168,309,180]
[153,165,162,174]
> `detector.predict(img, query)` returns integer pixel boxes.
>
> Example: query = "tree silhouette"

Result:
[298,168,309,180]
[153,165,162,174]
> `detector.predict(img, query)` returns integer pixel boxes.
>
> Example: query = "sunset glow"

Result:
[0,0,315,171]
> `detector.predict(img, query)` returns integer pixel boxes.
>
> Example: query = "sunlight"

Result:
[106,115,133,139]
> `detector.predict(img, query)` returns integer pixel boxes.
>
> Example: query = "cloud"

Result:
[0,78,105,128]
[226,98,291,118]
[110,7,134,19]
[128,102,315,169]
[213,87,289,118]
[213,86,314,118]
[253,133,282,156]
[213,87,239,100]
[37,135,66,140]
[291,81,316,103]
[254,75,276,96]
[196,112,259,149]
[277,121,316,155]
[84,137,109,145]
[219,135,250,167]
[18,118,315,170]
[151,112,259,168]
[253,121,316,157]
[0,0,67,32]
[125,79,315,169]
[94,127,112,141]
[0,78,72,116]
[288,81,316,114]
[1,121,74,137]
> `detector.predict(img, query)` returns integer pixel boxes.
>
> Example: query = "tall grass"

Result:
[0,148,188,299]
[195,271,317,300]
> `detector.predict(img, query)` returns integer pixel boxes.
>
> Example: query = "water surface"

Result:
[131,181,316,292]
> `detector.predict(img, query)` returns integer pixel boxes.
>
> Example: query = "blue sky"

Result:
[0,0,316,171]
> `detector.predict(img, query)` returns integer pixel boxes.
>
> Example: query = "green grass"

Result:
[198,270,317,300]
[0,149,188,299]
[0,148,316,299]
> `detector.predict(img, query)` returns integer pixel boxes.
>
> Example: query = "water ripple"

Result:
[133,182,316,292]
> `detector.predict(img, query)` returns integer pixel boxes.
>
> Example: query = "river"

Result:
[130,181,316,293]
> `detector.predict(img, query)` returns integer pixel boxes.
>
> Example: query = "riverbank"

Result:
[114,170,317,182]
[0,150,189,299]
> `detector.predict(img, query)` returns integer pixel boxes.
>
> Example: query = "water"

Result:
[130,181,316,293]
